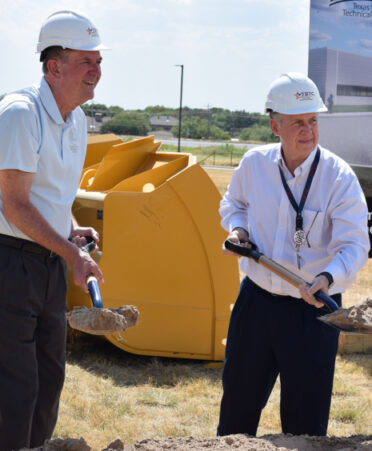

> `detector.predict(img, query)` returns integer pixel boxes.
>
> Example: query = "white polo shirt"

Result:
[0,77,87,240]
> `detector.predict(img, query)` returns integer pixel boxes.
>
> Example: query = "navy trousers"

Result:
[0,244,67,451]
[217,277,341,437]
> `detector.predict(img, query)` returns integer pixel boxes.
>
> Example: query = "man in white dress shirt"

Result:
[0,11,108,450]
[217,73,369,437]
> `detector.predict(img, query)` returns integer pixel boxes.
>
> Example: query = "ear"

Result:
[46,58,62,78]
[270,118,280,136]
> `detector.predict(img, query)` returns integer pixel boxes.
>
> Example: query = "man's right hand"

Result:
[222,227,251,256]
[68,245,104,293]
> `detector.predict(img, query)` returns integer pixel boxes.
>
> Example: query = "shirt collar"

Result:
[39,77,65,125]
[278,145,319,175]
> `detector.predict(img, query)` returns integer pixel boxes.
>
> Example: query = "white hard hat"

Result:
[265,72,327,115]
[36,10,110,53]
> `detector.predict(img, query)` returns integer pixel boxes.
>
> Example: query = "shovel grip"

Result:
[87,275,103,309]
[224,240,339,312]
[81,236,97,254]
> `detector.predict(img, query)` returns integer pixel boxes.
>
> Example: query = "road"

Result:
[158,138,257,150]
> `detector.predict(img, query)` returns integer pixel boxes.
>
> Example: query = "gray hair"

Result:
[267,109,284,124]
[40,46,71,74]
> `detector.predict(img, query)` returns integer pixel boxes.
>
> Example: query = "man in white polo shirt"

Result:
[0,11,108,450]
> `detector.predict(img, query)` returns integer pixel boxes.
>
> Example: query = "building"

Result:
[150,115,179,131]
[309,47,372,110]
[86,112,111,133]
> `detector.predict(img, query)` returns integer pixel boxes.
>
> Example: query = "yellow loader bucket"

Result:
[66,134,240,361]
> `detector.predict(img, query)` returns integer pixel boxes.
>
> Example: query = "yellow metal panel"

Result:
[109,155,189,192]
[85,134,122,168]
[66,135,240,360]
[86,136,161,191]
[94,165,239,360]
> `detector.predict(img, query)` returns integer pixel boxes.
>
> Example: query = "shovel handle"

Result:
[87,275,103,309]
[81,236,97,254]
[224,240,338,312]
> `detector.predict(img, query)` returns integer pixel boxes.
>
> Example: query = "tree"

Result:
[108,105,124,117]
[145,105,176,116]
[171,117,230,140]
[240,124,279,143]
[100,111,151,136]
[81,103,109,117]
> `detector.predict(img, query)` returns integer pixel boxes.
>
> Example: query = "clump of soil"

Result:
[27,434,372,450]
[319,298,372,334]
[67,305,139,335]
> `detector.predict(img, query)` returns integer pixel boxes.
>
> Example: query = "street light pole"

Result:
[175,64,184,152]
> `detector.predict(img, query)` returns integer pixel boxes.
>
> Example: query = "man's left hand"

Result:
[299,275,329,308]
[69,226,99,249]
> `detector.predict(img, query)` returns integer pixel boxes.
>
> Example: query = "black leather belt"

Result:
[0,233,57,258]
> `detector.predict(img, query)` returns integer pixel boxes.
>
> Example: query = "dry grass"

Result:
[55,335,371,449]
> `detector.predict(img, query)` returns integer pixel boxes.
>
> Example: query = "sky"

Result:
[310,0,372,54]
[0,0,311,113]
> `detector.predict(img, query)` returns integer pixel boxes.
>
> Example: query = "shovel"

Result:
[224,240,372,334]
[67,237,139,337]
[81,236,103,308]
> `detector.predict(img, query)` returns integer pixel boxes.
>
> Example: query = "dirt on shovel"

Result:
[319,297,372,334]
[67,305,139,335]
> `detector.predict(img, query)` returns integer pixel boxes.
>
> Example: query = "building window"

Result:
[337,84,372,97]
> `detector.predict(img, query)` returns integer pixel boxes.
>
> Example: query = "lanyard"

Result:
[278,148,320,267]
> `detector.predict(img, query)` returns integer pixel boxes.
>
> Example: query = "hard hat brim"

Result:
[265,104,328,115]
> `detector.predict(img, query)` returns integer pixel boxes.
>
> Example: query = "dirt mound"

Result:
[320,298,372,334]
[66,305,139,335]
[28,434,372,450]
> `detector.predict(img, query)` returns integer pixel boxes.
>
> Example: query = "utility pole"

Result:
[175,64,184,152]
[207,104,211,139]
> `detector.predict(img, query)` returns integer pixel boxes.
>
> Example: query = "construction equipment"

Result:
[66,134,240,360]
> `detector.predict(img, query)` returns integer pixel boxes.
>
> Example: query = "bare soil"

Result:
[66,305,139,335]
[26,434,372,450]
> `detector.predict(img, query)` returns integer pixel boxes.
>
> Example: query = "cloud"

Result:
[311,0,332,13]
[350,38,372,51]
[310,29,332,42]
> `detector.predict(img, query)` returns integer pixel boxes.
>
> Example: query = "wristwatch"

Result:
[316,271,334,288]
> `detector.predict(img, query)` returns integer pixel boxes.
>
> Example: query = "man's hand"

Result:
[67,245,104,293]
[223,227,251,256]
[69,226,99,249]
[298,274,329,308]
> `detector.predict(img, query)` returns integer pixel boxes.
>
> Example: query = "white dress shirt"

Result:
[220,143,370,297]
[0,77,87,240]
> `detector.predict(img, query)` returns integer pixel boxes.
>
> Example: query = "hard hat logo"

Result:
[294,91,315,101]
[86,27,99,37]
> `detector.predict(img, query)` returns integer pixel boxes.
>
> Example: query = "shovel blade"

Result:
[318,299,372,335]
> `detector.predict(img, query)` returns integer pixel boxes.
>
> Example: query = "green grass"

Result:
[160,143,248,166]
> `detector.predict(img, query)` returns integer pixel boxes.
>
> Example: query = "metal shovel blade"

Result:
[318,298,372,335]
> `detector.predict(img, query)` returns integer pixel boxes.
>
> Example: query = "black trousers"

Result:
[217,277,341,437]
[0,243,67,451]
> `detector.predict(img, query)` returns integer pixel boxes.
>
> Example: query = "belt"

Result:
[0,233,58,258]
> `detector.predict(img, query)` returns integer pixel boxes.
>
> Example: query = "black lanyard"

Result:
[278,148,320,234]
